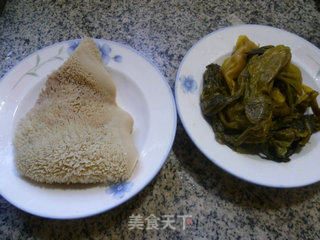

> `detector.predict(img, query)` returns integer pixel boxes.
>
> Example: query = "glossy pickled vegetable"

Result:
[221,35,258,95]
[201,36,320,162]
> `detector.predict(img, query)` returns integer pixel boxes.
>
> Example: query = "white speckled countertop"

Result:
[1,0,320,239]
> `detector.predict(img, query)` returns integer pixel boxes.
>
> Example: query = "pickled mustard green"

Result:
[201,36,320,162]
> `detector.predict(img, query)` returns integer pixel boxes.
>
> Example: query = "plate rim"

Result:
[175,24,320,189]
[0,38,177,219]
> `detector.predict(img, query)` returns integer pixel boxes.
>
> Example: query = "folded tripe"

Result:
[14,38,138,184]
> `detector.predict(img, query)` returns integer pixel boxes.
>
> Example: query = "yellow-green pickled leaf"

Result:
[200,35,320,162]
[221,35,258,95]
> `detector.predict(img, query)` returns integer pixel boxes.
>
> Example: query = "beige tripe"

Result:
[14,38,138,184]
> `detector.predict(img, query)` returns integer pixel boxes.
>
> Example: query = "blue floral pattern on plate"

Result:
[106,182,133,199]
[113,55,122,63]
[67,40,122,65]
[179,75,198,93]
[67,40,81,55]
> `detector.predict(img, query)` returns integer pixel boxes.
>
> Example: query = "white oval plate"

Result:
[175,24,320,188]
[0,39,177,219]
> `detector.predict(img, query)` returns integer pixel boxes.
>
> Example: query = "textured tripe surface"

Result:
[14,38,138,184]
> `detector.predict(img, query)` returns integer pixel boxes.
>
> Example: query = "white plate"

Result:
[0,39,177,219]
[175,24,320,188]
